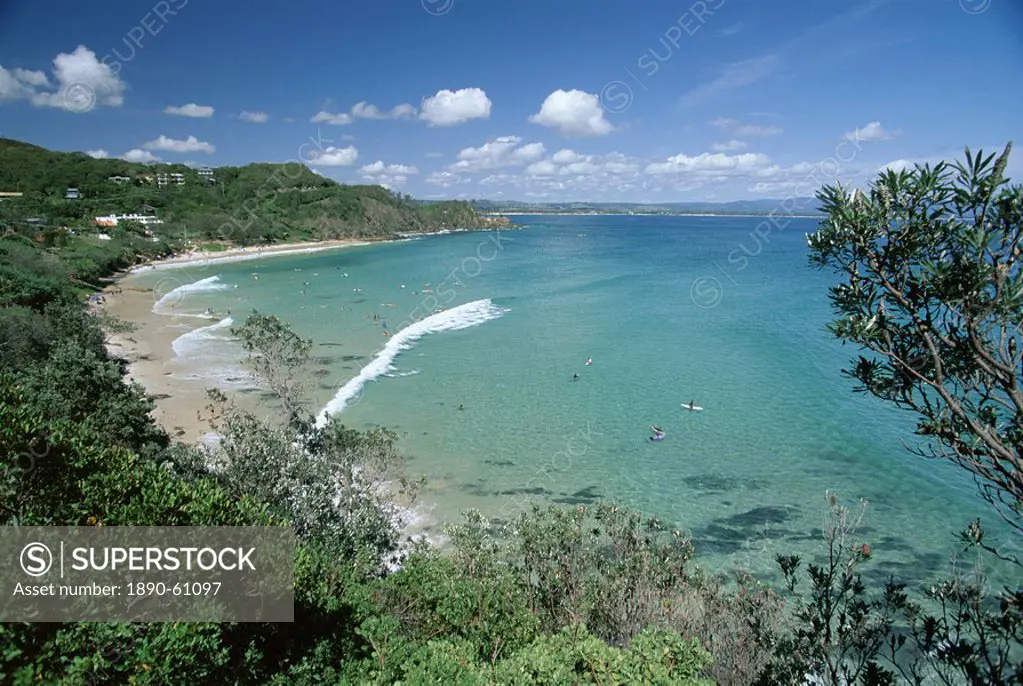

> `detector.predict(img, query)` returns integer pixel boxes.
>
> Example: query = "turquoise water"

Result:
[128,216,1020,588]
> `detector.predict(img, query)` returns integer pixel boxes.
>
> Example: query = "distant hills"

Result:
[471,198,824,216]
[0,138,505,244]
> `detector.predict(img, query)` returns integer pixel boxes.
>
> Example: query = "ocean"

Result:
[126,215,1020,589]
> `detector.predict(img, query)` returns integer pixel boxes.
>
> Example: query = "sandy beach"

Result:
[129,237,379,272]
[99,238,379,444]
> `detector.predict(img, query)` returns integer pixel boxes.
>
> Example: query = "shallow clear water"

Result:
[128,216,1021,589]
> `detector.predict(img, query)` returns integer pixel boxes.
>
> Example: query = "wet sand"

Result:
[101,285,220,444]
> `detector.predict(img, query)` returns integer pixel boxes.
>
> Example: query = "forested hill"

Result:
[0,138,505,244]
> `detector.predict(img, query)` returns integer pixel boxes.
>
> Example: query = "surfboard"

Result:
[681,404,704,411]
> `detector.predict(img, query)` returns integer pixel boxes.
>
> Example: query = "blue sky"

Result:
[1,0,1021,202]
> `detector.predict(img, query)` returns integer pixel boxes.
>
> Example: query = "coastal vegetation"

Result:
[0,138,508,249]
[0,147,1020,683]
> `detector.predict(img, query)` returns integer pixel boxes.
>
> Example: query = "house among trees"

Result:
[157,172,185,187]
[138,204,157,216]
[108,175,132,184]
[198,166,215,183]
[65,188,81,200]
[94,213,165,227]
[0,191,23,201]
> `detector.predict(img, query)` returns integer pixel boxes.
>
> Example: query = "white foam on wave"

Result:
[171,316,235,358]
[169,316,253,388]
[383,370,420,378]
[315,298,508,427]
[153,276,231,315]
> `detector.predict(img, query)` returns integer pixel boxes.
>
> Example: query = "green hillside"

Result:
[0,138,505,244]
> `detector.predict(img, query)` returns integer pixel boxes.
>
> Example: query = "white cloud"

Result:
[142,135,215,154]
[165,103,214,118]
[313,101,417,125]
[526,160,559,177]
[360,160,418,185]
[351,101,417,120]
[425,171,469,187]
[239,111,268,123]
[419,87,492,127]
[1,45,126,110]
[359,161,419,175]
[845,121,900,142]
[122,149,159,163]
[645,151,773,176]
[529,89,613,137]
[0,68,36,100]
[86,149,108,159]
[450,136,546,172]
[530,152,640,194]
[12,68,49,87]
[307,145,358,166]
[711,117,783,136]
[712,140,746,152]
[311,110,353,125]
[551,149,584,164]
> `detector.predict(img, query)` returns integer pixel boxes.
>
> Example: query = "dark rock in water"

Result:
[320,342,344,347]
[313,368,330,376]
[484,459,516,467]
[151,393,172,400]
[312,356,335,365]
[496,486,550,496]
[684,473,763,493]
[341,355,365,362]
[720,506,795,527]
[567,486,602,501]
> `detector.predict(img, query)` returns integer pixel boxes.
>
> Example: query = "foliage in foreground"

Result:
[808,142,1023,536]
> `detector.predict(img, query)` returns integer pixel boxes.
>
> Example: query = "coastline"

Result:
[101,227,518,445]
[102,237,395,444]
[128,237,380,273]
[101,287,222,445]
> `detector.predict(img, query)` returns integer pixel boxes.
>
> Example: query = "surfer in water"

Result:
[572,373,579,381]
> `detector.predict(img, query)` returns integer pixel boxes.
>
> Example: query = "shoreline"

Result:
[101,289,222,446]
[102,228,520,444]
[128,237,381,273]
[103,237,393,444]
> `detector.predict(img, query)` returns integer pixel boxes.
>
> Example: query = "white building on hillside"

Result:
[94,214,165,227]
